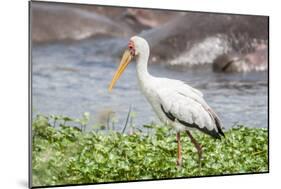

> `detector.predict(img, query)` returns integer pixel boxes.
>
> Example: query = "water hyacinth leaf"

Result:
[32,114,268,187]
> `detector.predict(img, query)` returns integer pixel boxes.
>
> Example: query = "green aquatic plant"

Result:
[32,114,268,187]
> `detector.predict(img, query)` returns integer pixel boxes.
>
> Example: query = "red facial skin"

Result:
[128,40,135,56]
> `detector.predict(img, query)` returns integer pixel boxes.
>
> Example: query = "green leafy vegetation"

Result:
[32,114,268,187]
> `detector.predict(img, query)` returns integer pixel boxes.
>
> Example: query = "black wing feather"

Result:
[160,104,223,139]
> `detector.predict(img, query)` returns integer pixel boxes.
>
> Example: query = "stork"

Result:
[109,36,224,166]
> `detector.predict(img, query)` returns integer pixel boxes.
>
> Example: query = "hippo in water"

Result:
[213,44,268,72]
[31,2,268,72]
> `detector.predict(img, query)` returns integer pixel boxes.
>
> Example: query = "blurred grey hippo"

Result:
[31,2,179,43]
[31,2,268,72]
[213,44,268,72]
[31,2,133,43]
[140,13,268,72]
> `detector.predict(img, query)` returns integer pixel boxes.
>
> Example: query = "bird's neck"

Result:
[136,50,152,85]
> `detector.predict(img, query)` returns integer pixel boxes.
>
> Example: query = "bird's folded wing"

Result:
[157,88,216,132]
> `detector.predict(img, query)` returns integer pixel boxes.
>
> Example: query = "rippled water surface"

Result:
[32,38,268,131]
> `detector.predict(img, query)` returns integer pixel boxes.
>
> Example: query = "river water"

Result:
[32,37,268,131]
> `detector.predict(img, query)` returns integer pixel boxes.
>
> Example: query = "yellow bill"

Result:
[108,50,133,92]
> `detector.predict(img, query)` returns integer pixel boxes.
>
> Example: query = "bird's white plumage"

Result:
[131,36,222,136]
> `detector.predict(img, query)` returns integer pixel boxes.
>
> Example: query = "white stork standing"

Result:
[109,36,224,166]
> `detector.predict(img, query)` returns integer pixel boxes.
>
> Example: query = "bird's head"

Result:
[108,36,149,92]
[128,36,149,56]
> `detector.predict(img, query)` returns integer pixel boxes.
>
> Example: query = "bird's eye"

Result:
[128,41,134,49]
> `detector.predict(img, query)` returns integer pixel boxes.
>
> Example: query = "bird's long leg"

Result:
[176,132,182,166]
[186,131,202,163]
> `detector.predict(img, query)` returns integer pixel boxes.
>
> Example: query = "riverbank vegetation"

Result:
[32,113,268,187]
